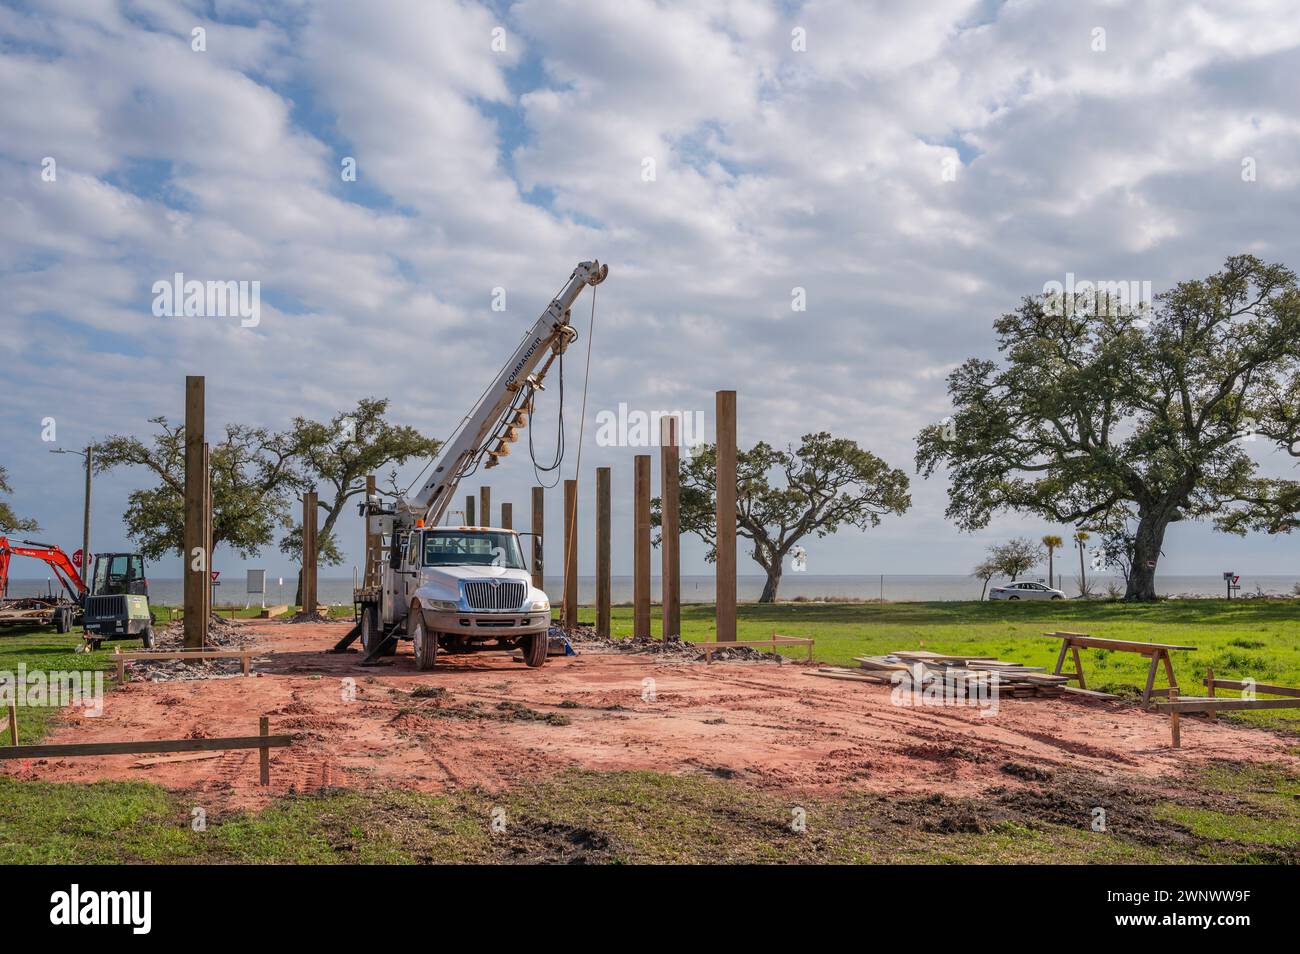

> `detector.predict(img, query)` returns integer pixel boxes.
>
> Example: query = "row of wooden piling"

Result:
[452,391,737,642]
[181,377,739,646]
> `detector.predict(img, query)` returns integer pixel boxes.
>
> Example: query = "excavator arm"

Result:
[0,537,88,600]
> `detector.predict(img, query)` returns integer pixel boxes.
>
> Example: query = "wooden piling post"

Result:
[203,442,212,631]
[595,467,611,639]
[1206,666,1216,722]
[302,492,318,615]
[465,494,476,526]
[660,416,681,641]
[531,486,544,591]
[363,475,380,586]
[7,704,16,745]
[501,502,513,530]
[480,487,491,527]
[183,376,207,650]
[563,479,578,628]
[634,455,652,638]
[715,390,737,642]
[259,716,270,785]
[1168,686,1181,748]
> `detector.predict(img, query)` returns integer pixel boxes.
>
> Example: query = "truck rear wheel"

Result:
[522,631,548,668]
[360,604,388,655]
[410,606,438,671]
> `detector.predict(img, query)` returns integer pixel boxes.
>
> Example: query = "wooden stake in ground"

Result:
[183,375,207,650]
[302,491,318,615]
[7,704,16,745]
[715,390,737,642]
[595,466,611,639]
[563,479,578,627]
[465,494,476,526]
[259,716,271,785]
[660,416,681,641]
[480,487,491,527]
[501,502,512,530]
[531,486,544,591]
[634,454,652,638]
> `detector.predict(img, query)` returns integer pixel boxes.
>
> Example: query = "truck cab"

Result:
[365,526,550,670]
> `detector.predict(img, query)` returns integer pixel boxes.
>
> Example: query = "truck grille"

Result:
[84,594,127,620]
[463,580,526,611]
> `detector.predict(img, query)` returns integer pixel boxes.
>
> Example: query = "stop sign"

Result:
[72,549,83,569]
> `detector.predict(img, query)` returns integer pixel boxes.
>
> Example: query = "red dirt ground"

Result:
[7,621,1298,810]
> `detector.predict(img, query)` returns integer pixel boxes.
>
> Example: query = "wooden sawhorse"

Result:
[1046,632,1196,706]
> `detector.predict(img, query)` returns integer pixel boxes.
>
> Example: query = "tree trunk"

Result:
[1047,550,1054,588]
[980,578,990,600]
[759,563,783,603]
[1124,513,1168,601]
[1077,544,1086,596]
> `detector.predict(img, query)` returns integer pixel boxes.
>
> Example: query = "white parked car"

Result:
[989,580,1066,601]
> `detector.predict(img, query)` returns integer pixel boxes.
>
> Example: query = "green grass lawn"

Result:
[3,598,1299,863]
[592,598,1300,730]
[2,763,1296,864]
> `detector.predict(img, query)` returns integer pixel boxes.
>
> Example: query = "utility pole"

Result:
[50,444,94,581]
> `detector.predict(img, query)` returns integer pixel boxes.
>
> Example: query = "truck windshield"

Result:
[422,531,526,569]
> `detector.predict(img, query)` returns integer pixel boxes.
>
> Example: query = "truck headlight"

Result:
[428,599,458,612]
[530,599,550,611]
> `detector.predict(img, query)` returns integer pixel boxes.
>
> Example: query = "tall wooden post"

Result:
[480,487,491,527]
[302,492,318,615]
[202,442,212,630]
[465,494,476,526]
[634,454,652,638]
[501,502,513,530]
[595,467,611,638]
[660,417,681,641]
[562,479,578,627]
[363,475,380,587]
[183,376,206,650]
[715,390,737,642]
[531,486,544,591]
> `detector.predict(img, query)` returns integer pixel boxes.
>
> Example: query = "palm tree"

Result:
[1041,534,1063,589]
[1073,530,1091,596]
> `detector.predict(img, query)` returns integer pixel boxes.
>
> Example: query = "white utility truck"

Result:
[351,260,608,670]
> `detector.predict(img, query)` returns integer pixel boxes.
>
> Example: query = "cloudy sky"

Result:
[3,0,1299,587]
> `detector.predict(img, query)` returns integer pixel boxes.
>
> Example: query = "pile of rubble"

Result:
[152,614,256,650]
[284,609,336,624]
[124,615,263,682]
[565,627,776,662]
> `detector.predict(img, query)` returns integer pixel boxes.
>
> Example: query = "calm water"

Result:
[9,574,1297,606]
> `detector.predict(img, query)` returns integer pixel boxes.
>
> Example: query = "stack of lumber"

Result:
[805,650,1070,698]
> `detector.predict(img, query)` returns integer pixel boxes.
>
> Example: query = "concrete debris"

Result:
[564,626,777,662]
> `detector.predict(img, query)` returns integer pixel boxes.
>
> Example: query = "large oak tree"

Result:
[656,432,910,602]
[917,255,1300,600]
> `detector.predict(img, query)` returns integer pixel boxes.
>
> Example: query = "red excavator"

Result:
[0,537,87,632]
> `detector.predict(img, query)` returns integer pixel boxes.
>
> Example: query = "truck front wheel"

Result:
[522,631,548,668]
[410,605,438,671]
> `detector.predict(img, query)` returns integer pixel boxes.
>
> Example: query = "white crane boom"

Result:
[401,259,608,527]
